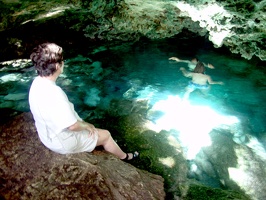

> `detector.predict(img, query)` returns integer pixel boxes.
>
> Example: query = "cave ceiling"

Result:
[0,0,265,61]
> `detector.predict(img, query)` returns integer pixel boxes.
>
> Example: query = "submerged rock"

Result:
[0,112,165,199]
[193,130,266,200]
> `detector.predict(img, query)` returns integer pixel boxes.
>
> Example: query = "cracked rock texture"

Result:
[0,112,165,199]
[0,0,265,61]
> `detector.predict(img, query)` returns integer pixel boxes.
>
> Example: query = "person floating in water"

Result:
[169,56,215,71]
[180,62,223,100]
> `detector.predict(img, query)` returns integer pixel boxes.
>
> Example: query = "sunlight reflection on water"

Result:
[144,94,240,159]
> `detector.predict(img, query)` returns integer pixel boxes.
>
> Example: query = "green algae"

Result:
[183,183,251,200]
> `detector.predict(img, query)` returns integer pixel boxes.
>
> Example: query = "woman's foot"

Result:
[121,151,139,162]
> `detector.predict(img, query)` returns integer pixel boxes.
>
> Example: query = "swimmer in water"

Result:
[169,56,215,71]
[180,61,223,100]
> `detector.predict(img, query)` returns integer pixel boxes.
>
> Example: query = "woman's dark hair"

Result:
[30,43,63,76]
[194,57,199,62]
[193,62,205,74]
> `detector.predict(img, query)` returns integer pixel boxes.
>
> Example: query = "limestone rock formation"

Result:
[0,112,165,199]
[194,130,266,200]
[0,0,265,61]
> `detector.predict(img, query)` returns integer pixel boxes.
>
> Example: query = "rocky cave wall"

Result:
[0,0,265,61]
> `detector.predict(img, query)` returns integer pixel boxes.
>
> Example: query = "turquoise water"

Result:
[1,37,266,198]
[65,38,266,198]
[83,38,265,137]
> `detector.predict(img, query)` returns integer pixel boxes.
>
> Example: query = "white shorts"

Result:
[40,129,98,154]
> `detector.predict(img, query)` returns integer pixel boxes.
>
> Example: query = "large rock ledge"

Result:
[0,112,165,199]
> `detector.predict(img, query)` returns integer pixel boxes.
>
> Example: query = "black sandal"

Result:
[121,151,139,162]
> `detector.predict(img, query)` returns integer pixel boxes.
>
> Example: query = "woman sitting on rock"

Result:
[29,42,139,161]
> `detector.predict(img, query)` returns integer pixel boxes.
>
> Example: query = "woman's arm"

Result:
[180,67,192,77]
[207,75,223,85]
[169,57,191,64]
[205,63,215,69]
[68,120,98,136]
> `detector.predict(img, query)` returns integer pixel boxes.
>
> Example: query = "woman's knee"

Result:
[97,129,111,145]
[101,129,110,136]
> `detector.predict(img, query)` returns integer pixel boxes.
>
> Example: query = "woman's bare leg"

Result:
[96,129,136,159]
[183,87,194,100]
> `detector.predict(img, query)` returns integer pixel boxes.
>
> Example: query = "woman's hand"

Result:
[68,121,98,138]
[85,123,98,138]
[207,63,215,69]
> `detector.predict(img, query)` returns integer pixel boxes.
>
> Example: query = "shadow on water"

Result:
[1,36,266,199]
